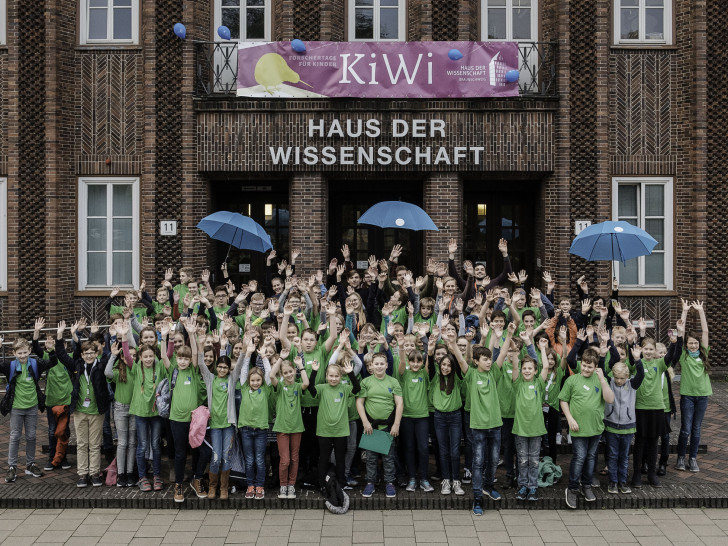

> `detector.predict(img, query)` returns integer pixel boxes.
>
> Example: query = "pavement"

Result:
[1,507,728,545]
[1,380,728,510]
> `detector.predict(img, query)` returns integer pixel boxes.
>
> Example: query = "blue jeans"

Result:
[500,417,516,480]
[471,427,501,499]
[678,395,708,459]
[135,416,162,479]
[210,426,235,473]
[514,435,540,489]
[241,427,267,487]
[434,410,462,481]
[605,431,633,484]
[401,416,429,480]
[46,407,58,462]
[365,438,397,484]
[463,410,473,471]
[568,435,600,491]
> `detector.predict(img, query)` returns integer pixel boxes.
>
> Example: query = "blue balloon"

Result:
[173,23,186,39]
[291,39,306,53]
[217,25,231,40]
[448,48,463,61]
[506,69,520,83]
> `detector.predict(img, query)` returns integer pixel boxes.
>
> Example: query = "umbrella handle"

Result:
[224,242,233,264]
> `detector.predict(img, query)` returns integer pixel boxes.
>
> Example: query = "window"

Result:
[78,178,139,290]
[612,177,673,289]
[0,0,6,45]
[481,0,537,41]
[80,0,139,44]
[0,178,6,291]
[349,0,405,41]
[215,0,271,41]
[614,0,672,45]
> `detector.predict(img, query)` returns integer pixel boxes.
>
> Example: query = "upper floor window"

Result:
[215,0,271,41]
[80,0,139,45]
[349,0,405,41]
[614,0,672,45]
[78,177,139,290]
[612,177,673,290]
[481,0,537,41]
[0,0,6,45]
[0,178,6,291]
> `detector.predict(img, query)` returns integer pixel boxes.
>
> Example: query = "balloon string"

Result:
[299,81,313,88]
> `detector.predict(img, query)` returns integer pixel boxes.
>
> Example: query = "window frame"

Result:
[348,0,406,42]
[613,0,672,46]
[0,178,6,291]
[79,0,139,45]
[213,0,272,42]
[611,177,673,290]
[0,0,6,46]
[78,177,140,291]
[480,0,539,42]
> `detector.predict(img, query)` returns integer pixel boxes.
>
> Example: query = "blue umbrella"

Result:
[197,211,273,261]
[357,201,439,231]
[569,220,658,277]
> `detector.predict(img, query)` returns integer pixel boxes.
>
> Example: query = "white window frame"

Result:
[79,0,139,45]
[214,0,271,42]
[78,177,140,291]
[348,0,406,42]
[480,0,539,42]
[0,0,6,46]
[613,0,672,45]
[0,178,6,291]
[612,177,673,290]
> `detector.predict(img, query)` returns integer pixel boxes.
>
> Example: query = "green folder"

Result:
[358,429,393,455]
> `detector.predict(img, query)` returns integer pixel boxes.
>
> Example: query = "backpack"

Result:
[154,368,179,419]
[189,405,210,448]
[0,359,45,416]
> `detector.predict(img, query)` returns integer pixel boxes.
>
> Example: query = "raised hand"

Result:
[57,320,66,338]
[34,317,46,333]
[576,328,587,341]
[389,244,403,261]
[498,238,508,256]
[581,298,591,314]
[631,345,642,361]
[507,272,518,284]
[328,258,338,275]
[448,238,457,255]
[201,269,210,283]
[310,360,320,372]
[517,270,528,284]
[341,244,350,261]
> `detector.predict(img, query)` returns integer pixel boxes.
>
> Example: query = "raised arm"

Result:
[692,300,709,347]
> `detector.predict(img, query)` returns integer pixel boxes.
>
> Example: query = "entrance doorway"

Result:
[329,181,423,272]
[211,181,289,287]
[463,181,539,280]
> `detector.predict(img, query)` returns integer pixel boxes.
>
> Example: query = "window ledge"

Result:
[75,290,115,297]
[616,289,677,297]
[76,45,142,51]
[610,44,678,51]
[0,291,8,297]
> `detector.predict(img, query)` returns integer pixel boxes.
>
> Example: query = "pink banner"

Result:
[236,41,520,99]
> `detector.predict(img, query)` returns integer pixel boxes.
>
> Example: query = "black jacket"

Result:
[54,340,111,415]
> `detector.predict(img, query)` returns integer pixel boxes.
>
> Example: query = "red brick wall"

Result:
[290,173,328,275]
[424,173,462,264]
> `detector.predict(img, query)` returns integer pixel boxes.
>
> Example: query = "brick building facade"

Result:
[0,0,723,364]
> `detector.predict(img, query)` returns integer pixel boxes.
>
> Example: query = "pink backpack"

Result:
[189,405,211,448]
[104,458,118,486]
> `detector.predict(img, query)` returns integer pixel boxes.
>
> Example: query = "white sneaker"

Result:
[556,433,563,445]
[278,486,288,499]
[440,479,451,495]
[287,485,296,499]
[452,480,465,496]
[567,432,573,445]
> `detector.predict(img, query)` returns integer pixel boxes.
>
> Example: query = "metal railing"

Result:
[194,41,558,98]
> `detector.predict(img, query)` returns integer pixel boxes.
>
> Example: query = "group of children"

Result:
[0,240,712,512]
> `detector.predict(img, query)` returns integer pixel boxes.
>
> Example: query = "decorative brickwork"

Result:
[290,173,327,275]
[424,173,462,263]
[320,0,344,41]
[294,0,321,41]
[0,53,6,175]
[432,0,458,41]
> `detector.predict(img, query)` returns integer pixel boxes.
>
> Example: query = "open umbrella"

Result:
[197,211,273,262]
[569,220,658,277]
[357,201,439,231]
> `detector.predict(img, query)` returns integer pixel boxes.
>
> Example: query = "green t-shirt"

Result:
[238,383,270,429]
[110,304,147,321]
[399,368,429,418]
[210,376,231,429]
[44,352,72,407]
[76,372,98,415]
[679,347,712,397]
[544,366,565,411]
[497,361,517,418]
[512,376,547,437]
[109,365,134,406]
[380,307,408,335]
[559,373,605,437]
[357,375,402,428]
[465,366,502,430]
[316,381,354,437]
[169,366,201,422]
[413,312,436,332]
[152,300,172,315]
[129,361,166,418]
[13,362,38,410]
[339,375,360,421]
[300,346,330,408]
[272,380,305,433]
[430,369,462,413]
[635,358,668,410]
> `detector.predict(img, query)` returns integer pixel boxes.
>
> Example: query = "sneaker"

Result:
[565,488,577,509]
[138,477,151,492]
[462,468,472,484]
[77,475,90,488]
[61,458,72,470]
[5,466,17,483]
[567,433,572,445]
[648,475,662,488]
[191,478,207,498]
[346,475,358,488]
[153,476,163,491]
[126,474,137,487]
[362,483,375,498]
[287,485,296,499]
[174,483,184,503]
[91,474,103,487]
[675,456,686,471]
[657,463,667,476]
[385,482,396,498]
[245,486,255,499]
[25,463,43,478]
[440,479,451,495]
[516,486,528,500]
[420,479,434,492]
[556,432,563,445]
[619,482,632,494]
[117,473,126,487]
[254,486,265,500]
[472,498,483,516]
[527,488,538,501]
[608,482,618,494]
[591,475,600,488]
[582,485,596,502]
[483,489,501,501]
[452,480,465,496]
[43,459,55,472]
[688,458,700,472]
[278,486,288,499]
[406,478,416,492]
